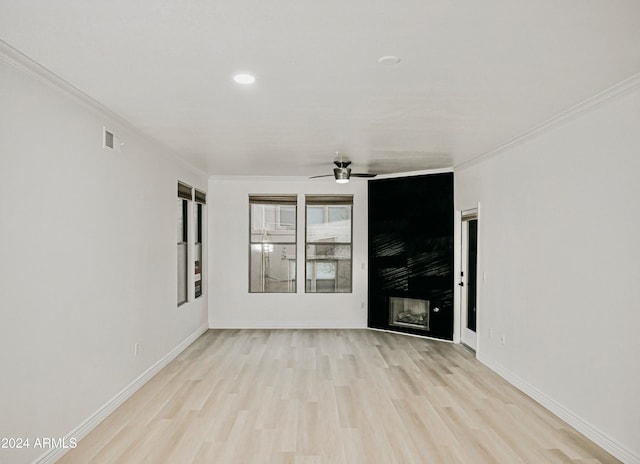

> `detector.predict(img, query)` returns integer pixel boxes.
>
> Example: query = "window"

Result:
[305,195,353,293]
[177,182,192,305]
[194,190,206,299]
[249,195,297,293]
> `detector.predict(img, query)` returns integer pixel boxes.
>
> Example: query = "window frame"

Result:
[177,182,192,306]
[193,190,206,299]
[304,195,353,293]
[248,195,298,293]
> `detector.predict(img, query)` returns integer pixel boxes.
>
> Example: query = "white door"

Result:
[460,212,478,350]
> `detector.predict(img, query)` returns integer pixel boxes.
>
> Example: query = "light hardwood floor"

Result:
[58,329,619,463]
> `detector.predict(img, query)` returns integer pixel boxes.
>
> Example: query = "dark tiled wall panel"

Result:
[368,173,454,340]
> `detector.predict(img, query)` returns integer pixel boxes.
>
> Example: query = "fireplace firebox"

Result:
[389,297,430,331]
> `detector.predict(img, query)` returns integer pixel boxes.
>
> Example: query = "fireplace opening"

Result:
[389,297,429,331]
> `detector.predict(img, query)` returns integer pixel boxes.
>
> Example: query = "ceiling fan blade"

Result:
[309,174,334,179]
[351,173,377,178]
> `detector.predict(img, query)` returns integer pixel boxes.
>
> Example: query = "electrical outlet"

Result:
[134,343,140,356]
[489,328,493,339]
[500,334,506,345]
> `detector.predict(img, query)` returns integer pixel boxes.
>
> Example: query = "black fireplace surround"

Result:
[368,173,454,340]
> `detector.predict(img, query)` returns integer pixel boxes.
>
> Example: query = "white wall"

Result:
[455,82,640,462]
[208,178,368,328]
[0,51,208,463]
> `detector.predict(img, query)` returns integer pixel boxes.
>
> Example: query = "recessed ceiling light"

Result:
[378,55,401,66]
[233,73,256,84]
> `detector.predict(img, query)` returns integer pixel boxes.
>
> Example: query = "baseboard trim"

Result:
[34,324,208,464]
[367,327,454,343]
[209,321,366,329]
[477,353,639,464]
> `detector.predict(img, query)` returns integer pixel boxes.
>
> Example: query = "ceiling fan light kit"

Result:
[334,167,351,183]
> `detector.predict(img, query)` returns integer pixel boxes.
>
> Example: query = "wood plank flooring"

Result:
[58,329,620,463]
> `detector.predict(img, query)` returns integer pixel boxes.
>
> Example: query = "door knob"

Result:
[458,282,464,287]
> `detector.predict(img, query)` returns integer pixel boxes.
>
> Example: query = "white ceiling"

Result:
[1,1,639,177]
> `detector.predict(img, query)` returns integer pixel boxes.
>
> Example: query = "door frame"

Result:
[455,206,480,352]
[461,210,478,351]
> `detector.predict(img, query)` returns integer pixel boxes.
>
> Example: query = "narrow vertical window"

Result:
[177,182,192,305]
[249,195,297,293]
[305,195,353,293]
[194,190,206,298]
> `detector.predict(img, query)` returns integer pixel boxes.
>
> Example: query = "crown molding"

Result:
[455,72,640,172]
[0,39,209,179]
[210,175,313,181]
[373,167,453,179]
[0,39,141,134]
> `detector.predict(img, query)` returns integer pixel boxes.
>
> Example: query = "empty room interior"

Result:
[1,1,639,463]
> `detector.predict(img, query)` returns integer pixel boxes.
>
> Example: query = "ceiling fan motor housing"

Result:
[334,167,351,182]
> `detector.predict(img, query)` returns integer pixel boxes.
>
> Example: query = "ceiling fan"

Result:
[310,159,377,184]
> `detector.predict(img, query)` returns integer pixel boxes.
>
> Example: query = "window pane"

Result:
[306,243,350,260]
[178,243,188,304]
[251,204,296,243]
[194,203,203,244]
[250,199,297,293]
[336,259,352,292]
[306,244,351,293]
[177,199,184,243]
[315,261,336,279]
[307,206,324,225]
[177,198,188,305]
[316,262,337,292]
[265,206,276,228]
[250,243,296,292]
[193,203,199,243]
[189,202,204,298]
[279,206,296,228]
[194,242,202,298]
[316,279,337,292]
[305,199,352,293]
[328,206,349,222]
[307,205,351,243]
